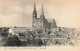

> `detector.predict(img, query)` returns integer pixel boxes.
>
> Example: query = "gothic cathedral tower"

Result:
[40,5,45,29]
[32,2,37,28]
[40,5,45,19]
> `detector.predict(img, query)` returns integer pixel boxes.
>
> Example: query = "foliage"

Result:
[4,35,21,46]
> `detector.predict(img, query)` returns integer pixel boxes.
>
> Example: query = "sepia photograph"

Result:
[0,0,80,51]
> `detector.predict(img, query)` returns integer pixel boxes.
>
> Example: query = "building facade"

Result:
[9,27,28,36]
[32,3,57,30]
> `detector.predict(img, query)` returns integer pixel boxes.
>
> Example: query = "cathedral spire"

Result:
[40,4,45,19]
[41,4,44,16]
[33,2,37,19]
[33,2,36,12]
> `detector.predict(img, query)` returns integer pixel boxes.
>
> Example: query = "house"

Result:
[9,27,28,37]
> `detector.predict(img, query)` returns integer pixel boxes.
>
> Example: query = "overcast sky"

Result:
[0,0,80,29]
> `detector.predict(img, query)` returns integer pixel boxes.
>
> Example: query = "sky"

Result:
[0,0,80,29]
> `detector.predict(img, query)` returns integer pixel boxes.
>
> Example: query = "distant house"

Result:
[9,27,28,37]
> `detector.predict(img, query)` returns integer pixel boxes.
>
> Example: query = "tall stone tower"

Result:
[40,5,45,29]
[40,5,45,20]
[32,2,37,28]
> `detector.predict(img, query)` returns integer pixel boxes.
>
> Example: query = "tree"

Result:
[38,39,43,46]
[4,35,21,46]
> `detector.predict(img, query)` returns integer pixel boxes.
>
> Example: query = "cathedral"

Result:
[32,3,57,30]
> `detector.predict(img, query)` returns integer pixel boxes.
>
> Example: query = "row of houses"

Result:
[0,26,78,46]
[0,27,32,37]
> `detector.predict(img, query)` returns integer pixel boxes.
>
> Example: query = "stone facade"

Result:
[32,3,57,30]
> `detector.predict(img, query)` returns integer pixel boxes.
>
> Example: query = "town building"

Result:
[9,26,28,37]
